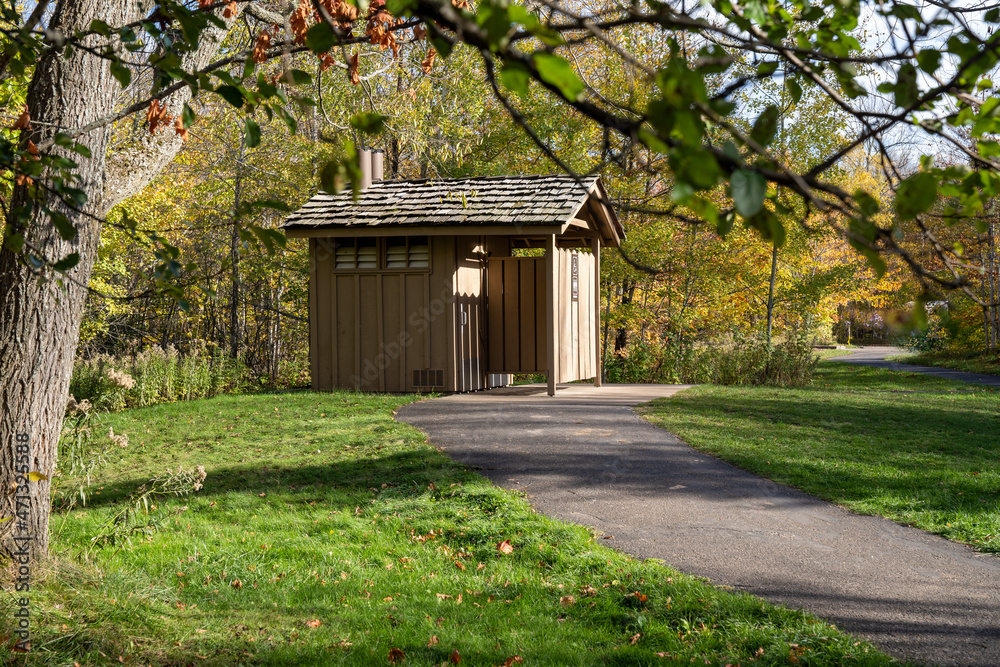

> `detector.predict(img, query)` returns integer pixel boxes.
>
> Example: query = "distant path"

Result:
[398,384,1000,666]
[830,346,1000,388]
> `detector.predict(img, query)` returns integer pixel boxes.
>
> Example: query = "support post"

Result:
[546,234,558,396]
[591,235,602,387]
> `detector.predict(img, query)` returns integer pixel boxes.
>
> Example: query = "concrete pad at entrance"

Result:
[398,383,1000,666]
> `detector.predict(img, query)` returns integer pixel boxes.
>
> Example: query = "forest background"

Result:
[5,0,997,406]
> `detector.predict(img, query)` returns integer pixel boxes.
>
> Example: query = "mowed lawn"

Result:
[641,361,1000,553]
[1,391,895,666]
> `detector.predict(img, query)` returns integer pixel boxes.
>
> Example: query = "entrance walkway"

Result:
[397,384,1000,666]
[831,346,1000,388]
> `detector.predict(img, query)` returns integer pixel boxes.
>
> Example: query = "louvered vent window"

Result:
[335,238,377,269]
[386,236,429,268]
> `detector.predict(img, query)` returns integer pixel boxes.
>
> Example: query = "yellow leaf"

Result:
[28,471,48,482]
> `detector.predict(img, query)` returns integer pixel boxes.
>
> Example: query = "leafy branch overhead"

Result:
[3,0,1000,304]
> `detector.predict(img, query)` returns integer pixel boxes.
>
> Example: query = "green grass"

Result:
[641,361,1000,553]
[888,349,1000,377]
[1,391,894,666]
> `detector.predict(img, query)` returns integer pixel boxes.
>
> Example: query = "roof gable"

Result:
[281,174,623,246]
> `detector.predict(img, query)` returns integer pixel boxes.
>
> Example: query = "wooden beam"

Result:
[284,225,564,239]
[546,234,557,397]
[592,236,602,388]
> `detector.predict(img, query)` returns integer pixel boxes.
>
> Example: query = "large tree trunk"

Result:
[0,0,238,561]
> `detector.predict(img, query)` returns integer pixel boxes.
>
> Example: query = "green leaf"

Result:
[89,19,111,36]
[110,58,132,88]
[244,118,261,148]
[756,60,779,77]
[3,231,24,253]
[895,171,938,219]
[283,69,312,86]
[320,160,344,194]
[182,103,196,128]
[52,252,80,271]
[893,63,919,108]
[750,105,779,147]
[853,190,880,217]
[500,61,531,97]
[916,49,941,74]
[745,208,785,247]
[716,210,735,237]
[306,22,337,53]
[349,113,387,135]
[216,85,245,108]
[51,212,77,241]
[532,53,584,101]
[731,170,767,217]
[785,78,802,104]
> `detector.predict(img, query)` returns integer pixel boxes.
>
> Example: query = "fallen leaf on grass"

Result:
[388,647,406,663]
[305,620,322,628]
[631,591,647,603]
[454,560,465,571]
[501,656,524,666]
[449,649,461,663]
[230,579,243,589]
[497,540,514,554]
[427,635,439,647]
[559,595,575,607]
[629,632,641,644]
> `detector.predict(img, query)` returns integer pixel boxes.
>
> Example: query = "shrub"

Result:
[69,344,248,412]
[605,332,819,388]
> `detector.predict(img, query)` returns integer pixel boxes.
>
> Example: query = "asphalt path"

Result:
[831,346,1000,387]
[397,383,1000,666]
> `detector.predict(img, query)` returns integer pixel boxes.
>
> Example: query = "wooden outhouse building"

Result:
[282,161,623,396]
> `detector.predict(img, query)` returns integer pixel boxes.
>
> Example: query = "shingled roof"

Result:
[281,174,622,244]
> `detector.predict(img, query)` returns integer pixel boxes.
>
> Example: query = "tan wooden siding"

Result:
[310,236,458,392]
[486,257,548,373]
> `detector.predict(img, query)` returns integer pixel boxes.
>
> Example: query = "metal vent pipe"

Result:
[372,149,384,182]
[359,148,372,190]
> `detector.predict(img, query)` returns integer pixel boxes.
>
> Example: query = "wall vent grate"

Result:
[412,369,444,388]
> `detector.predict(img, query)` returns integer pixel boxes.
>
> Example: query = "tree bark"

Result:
[765,243,778,346]
[0,0,239,561]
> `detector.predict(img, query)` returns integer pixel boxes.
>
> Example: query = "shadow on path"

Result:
[398,385,1000,666]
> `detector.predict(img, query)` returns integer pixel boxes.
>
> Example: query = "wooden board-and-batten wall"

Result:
[308,234,510,393]
[485,246,597,384]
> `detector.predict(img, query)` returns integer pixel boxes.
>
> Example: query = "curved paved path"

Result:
[397,384,1000,666]
[831,346,1000,387]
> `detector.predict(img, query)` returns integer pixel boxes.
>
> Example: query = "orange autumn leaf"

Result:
[421,47,436,74]
[501,657,524,666]
[146,99,172,135]
[26,140,38,156]
[230,578,243,589]
[559,595,575,606]
[454,560,465,571]
[413,24,426,40]
[632,591,647,603]
[629,632,642,644]
[197,0,212,7]
[449,649,461,664]
[348,52,360,85]
[252,30,271,64]
[497,540,514,554]
[174,116,189,142]
[290,0,311,43]
[10,106,30,132]
[223,0,237,18]
[388,647,406,663]
[319,52,335,72]
[305,619,322,628]
[427,635,439,647]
